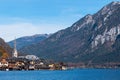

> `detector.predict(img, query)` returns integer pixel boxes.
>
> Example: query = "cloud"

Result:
[0,22,66,42]
[0,6,84,42]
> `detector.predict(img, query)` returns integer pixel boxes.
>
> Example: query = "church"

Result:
[12,38,18,58]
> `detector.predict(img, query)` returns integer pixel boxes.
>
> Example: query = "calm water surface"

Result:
[0,69,120,80]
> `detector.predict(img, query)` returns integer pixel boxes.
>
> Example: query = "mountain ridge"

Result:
[20,2,120,64]
[8,34,51,50]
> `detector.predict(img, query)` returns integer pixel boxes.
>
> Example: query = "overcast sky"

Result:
[0,0,118,42]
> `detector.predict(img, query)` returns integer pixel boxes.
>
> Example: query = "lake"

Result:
[0,69,120,80]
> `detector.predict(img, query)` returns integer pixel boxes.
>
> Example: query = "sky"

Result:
[0,0,119,42]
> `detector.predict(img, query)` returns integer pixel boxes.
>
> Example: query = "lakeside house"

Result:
[0,58,9,70]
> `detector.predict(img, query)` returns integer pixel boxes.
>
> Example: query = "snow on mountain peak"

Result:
[111,1,120,5]
[101,1,120,15]
[71,14,94,31]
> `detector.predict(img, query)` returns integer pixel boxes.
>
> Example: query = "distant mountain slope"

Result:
[20,2,120,64]
[0,38,12,57]
[8,34,50,50]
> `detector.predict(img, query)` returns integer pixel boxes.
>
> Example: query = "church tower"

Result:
[13,38,18,58]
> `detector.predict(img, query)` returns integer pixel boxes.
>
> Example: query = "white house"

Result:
[0,59,8,67]
[25,55,39,60]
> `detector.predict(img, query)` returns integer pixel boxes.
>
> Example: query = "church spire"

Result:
[13,38,18,58]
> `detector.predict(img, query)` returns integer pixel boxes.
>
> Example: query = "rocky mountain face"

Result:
[8,34,50,50]
[0,38,12,57]
[20,2,120,64]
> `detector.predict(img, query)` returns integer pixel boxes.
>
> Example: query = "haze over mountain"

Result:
[20,2,120,64]
[8,34,50,50]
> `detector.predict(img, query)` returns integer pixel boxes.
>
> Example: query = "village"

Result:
[0,40,67,71]
[0,55,67,71]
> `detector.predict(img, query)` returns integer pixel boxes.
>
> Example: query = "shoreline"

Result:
[0,67,120,71]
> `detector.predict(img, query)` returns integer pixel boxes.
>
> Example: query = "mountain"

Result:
[8,34,50,50]
[0,38,12,58]
[0,46,9,59]
[20,2,120,64]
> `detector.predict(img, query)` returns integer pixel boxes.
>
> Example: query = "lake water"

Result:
[0,69,120,80]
